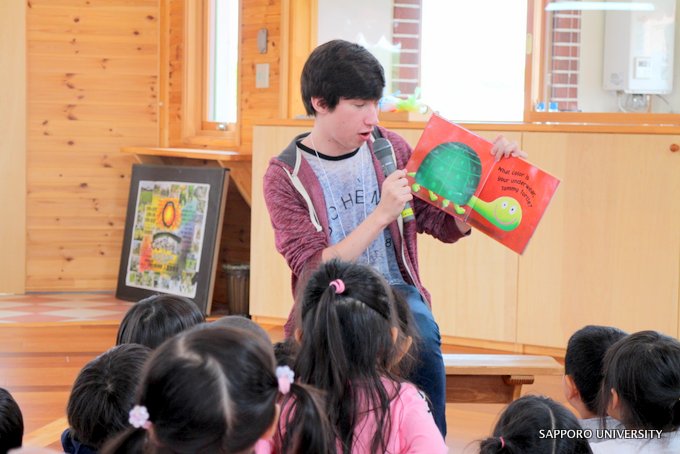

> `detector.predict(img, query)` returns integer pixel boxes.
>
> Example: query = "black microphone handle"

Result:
[373,138,414,223]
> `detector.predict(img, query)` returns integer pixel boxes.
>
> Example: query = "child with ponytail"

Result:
[478,395,592,454]
[281,259,446,453]
[102,326,331,454]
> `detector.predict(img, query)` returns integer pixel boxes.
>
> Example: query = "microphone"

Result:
[373,137,415,222]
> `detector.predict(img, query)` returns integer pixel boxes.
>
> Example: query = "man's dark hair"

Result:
[301,39,385,116]
[565,325,627,413]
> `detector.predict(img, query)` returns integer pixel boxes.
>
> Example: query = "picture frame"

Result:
[116,164,229,314]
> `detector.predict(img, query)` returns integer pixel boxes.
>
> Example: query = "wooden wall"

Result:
[163,0,282,310]
[0,0,27,294]
[26,0,160,290]
[21,0,279,293]
[239,0,283,153]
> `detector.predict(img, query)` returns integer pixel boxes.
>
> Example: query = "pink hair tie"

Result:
[499,436,505,448]
[329,279,345,294]
[129,405,151,429]
[276,365,295,394]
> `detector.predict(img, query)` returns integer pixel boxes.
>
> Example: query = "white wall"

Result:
[578,2,680,113]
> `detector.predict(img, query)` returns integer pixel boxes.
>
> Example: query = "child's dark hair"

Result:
[564,325,628,414]
[103,326,332,454]
[116,294,205,349]
[479,395,593,454]
[209,315,271,344]
[300,39,385,116]
[273,337,298,369]
[0,387,24,454]
[599,330,680,431]
[293,259,402,454]
[64,343,151,451]
[391,287,419,376]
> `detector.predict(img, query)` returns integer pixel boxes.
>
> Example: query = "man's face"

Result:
[315,97,380,155]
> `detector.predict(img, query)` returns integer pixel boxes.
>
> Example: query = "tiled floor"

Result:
[0,292,132,323]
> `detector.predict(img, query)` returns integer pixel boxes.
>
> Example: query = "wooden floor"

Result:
[1,320,566,453]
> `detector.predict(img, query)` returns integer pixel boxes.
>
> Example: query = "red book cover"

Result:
[405,114,560,254]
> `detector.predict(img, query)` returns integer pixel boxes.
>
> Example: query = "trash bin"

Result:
[223,263,250,316]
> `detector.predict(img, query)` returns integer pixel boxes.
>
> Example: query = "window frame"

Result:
[525,0,680,126]
[280,0,317,119]
[289,0,680,127]
[179,0,241,148]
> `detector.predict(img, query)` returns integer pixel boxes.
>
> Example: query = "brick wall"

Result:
[392,0,422,95]
[550,11,581,112]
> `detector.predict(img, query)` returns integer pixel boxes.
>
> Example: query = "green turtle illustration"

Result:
[412,141,522,231]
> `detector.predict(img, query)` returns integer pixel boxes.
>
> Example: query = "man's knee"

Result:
[410,309,441,348]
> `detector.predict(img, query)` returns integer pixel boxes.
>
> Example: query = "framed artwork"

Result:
[116,164,229,313]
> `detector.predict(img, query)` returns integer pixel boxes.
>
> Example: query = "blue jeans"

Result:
[393,284,447,437]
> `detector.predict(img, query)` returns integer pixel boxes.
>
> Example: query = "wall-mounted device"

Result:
[257,28,268,54]
[603,0,676,94]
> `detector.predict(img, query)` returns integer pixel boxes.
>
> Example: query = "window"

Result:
[316,0,528,122]
[313,0,680,125]
[536,0,677,114]
[180,0,240,147]
[419,1,528,122]
[207,0,239,124]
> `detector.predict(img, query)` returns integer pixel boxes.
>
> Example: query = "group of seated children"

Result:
[479,325,680,453]
[3,263,680,454]
[6,262,442,454]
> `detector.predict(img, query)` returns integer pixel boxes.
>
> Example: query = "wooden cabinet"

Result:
[250,125,309,321]
[251,125,680,349]
[517,133,680,348]
[422,131,522,345]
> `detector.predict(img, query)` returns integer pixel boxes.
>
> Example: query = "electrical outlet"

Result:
[256,63,269,89]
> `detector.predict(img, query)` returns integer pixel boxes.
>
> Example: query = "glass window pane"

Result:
[420,0,527,122]
[317,0,399,93]
[542,0,677,113]
[317,0,528,122]
[208,0,239,124]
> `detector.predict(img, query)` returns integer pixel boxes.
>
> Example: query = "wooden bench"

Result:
[443,354,563,404]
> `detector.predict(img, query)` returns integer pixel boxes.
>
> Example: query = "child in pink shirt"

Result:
[276,259,447,454]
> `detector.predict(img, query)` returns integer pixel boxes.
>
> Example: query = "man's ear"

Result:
[311,97,329,114]
[294,328,302,343]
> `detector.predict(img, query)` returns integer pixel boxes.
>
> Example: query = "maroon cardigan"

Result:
[263,126,469,336]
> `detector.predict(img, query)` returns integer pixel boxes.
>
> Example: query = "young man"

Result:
[563,325,628,441]
[264,39,525,436]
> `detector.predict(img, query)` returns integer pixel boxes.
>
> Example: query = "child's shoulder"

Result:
[591,431,680,454]
[382,379,430,413]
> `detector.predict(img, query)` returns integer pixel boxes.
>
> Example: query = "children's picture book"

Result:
[405,114,560,254]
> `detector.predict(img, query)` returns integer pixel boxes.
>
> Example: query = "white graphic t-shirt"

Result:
[299,141,405,286]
